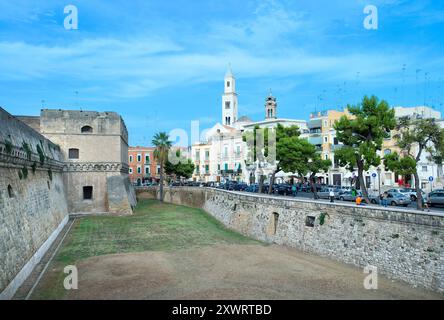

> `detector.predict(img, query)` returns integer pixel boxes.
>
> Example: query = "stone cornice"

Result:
[0,141,64,171]
[63,162,129,173]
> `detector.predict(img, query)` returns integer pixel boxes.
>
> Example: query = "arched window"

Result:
[81,126,93,133]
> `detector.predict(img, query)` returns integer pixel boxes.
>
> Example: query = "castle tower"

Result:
[265,90,277,119]
[222,65,238,126]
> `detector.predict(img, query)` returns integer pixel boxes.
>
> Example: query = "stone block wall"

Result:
[137,187,444,293]
[0,108,69,298]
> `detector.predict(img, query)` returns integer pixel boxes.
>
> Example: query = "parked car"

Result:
[274,184,293,196]
[386,188,426,201]
[385,192,411,207]
[317,188,341,199]
[233,182,248,191]
[245,184,259,193]
[338,191,362,202]
[427,191,444,207]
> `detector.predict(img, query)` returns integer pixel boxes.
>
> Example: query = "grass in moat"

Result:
[31,199,260,299]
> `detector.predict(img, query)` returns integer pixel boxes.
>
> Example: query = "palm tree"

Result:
[152,132,172,202]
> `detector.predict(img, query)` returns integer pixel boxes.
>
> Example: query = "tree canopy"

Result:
[334,95,396,202]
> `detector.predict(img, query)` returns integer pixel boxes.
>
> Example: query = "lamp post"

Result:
[377,167,382,196]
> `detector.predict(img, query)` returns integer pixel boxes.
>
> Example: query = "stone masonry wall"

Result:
[137,187,444,293]
[0,108,69,296]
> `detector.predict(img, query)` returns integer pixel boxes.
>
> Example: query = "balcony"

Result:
[309,136,323,145]
[330,144,344,151]
[221,169,242,175]
[308,119,322,129]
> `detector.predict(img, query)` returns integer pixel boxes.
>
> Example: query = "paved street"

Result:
[238,190,444,216]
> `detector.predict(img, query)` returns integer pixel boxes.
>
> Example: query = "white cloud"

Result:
[0,0,438,100]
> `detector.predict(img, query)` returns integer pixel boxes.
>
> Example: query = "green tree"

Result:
[384,117,444,210]
[243,125,273,193]
[278,137,331,199]
[267,124,301,194]
[152,132,172,202]
[165,149,195,181]
[334,95,396,203]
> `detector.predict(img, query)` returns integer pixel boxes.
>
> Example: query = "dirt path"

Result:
[64,244,441,300]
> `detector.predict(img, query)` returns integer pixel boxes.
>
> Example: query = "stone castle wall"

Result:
[40,109,135,214]
[0,108,69,298]
[138,187,444,293]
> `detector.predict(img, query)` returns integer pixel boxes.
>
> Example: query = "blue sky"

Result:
[1,0,444,146]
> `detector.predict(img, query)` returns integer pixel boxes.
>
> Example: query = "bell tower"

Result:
[222,65,238,126]
[265,90,277,119]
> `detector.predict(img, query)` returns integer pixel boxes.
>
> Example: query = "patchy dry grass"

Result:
[31,199,260,299]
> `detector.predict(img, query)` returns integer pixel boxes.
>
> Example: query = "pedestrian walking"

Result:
[329,189,335,203]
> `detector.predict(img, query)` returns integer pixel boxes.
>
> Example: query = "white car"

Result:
[386,188,425,201]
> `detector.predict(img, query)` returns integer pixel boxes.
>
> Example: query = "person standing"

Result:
[356,195,362,206]
[292,184,297,197]
[382,192,388,207]
[329,189,335,203]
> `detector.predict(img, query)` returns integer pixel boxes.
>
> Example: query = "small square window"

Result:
[305,216,315,227]
[69,148,79,159]
[83,186,93,200]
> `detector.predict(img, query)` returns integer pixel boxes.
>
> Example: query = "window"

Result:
[272,213,279,235]
[422,166,428,172]
[81,125,93,133]
[305,216,315,227]
[68,148,79,159]
[205,150,210,161]
[324,136,328,143]
[227,81,230,88]
[157,165,161,174]
[324,120,328,128]
[225,101,231,109]
[129,167,133,174]
[224,163,228,170]
[129,155,133,163]
[236,145,241,156]
[137,166,141,174]
[334,137,339,145]
[205,165,209,173]
[7,184,14,198]
[224,146,228,157]
[325,154,329,160]
[137,154,141,162]
[196,151,200,161]
[145,166,150,174]
[83,186,93,200]
[145,154,150,163]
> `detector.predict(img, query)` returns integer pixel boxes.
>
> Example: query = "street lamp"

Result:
[377,167,382,196]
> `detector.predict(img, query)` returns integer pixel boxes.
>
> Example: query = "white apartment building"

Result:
[191,69,308,184]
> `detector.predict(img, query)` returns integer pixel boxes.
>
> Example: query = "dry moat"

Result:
[16,200,442,300]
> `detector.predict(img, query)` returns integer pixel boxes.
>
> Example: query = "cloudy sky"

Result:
[1,0,443,146]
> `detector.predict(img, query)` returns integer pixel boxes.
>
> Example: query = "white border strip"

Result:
[0,215,69,300]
